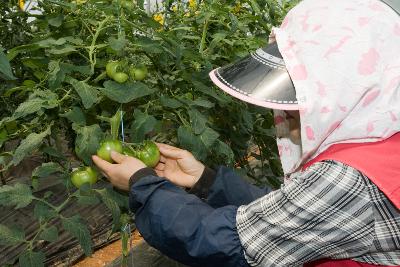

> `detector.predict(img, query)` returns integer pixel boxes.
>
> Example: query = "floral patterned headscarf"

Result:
[273,0,400,176]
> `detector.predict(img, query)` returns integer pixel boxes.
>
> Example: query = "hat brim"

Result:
[209,42,299,110]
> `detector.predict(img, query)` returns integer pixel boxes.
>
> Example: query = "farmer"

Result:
[92,0,400,266]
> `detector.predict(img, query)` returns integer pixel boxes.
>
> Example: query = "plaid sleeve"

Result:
[236,161,375,267]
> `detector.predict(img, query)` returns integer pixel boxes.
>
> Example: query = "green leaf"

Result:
[13,98,52,119]
[62,63,91,75]
[74,124,103,165]
[37,38,67,47]
[0,183,33,209]
[192,81,231,105]
[76,194,100,206]
[0,49,16,80]
[100,81,155,103]
[130,110,157,142]
[12,90,59,119]
[48,60,64,89]
[188,109,207,135]
[67,78,98,109]
[215,140,234,164]
[42,146,67,160]
[177,126,207,161]
[160,96,183,108]
[19,250,45,267]
[108,36,127,51]
[0,224,26,245]
[7,44,41,61]
[96,189,121,232]
[65,36,84,45]
[136,37,164,54]
[191,98,215,108]
[0,128,8,148]
[39,226,58,242]
[60,106,86,125]
[102,187,129,209]
[33,202,57,221]
[61,216,92,256]
[13,126,52,166]
[48,46,77,55]
[199,127,219,148]
[32,162,63,178]
[47,15,64,27]
[110,109,123,140]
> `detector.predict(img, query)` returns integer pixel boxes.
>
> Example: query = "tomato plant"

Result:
[0,0,299,265]
[97,140,123,163]
[71,166,98,188]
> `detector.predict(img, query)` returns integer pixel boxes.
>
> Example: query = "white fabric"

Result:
[272,0,400,175]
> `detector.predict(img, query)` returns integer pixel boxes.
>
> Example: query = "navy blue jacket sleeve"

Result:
[129,173,250,267]
[205,166,274,209]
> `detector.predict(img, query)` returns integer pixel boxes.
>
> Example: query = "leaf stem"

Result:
[59,88,72,103]
[199,16,210,54]
[33,197,58,211]
[88,16,112,75]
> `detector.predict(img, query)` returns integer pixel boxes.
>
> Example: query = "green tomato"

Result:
[71,166,98,189]
[129,66,148,81]
[97,139,123,163]
[136,141,160,167]
[122,141,160,167]
[106,61,119,79]
[113,72,129,83]
[122,146,137,157]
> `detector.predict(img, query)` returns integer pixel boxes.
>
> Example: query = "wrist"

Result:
[129,167,158,190]
[188,167,216,200]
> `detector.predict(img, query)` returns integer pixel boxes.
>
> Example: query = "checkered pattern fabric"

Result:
[236,161,400,266]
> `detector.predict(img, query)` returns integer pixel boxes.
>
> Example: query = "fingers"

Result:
[159,155,167,163]
[157,144,189,159]
[110,151,127,164]
[156,143,177,150]
[154,162,165,171]
[92,155,113,175]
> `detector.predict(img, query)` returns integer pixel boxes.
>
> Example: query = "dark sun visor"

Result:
[209,42,299,110]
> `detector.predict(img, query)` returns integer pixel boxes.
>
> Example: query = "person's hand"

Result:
[155,143,205,188]
[92,151,146,191]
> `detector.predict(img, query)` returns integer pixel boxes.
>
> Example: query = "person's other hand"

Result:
[92,151,146,191]
[155,143,205,188]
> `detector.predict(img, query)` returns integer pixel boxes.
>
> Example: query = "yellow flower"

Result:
[153,13,164,25]
[188,0,197,10]
[171,5,178,12]
[18,0,25,11]
[233,3,241,14]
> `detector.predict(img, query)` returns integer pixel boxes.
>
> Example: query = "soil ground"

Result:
[73,230,143,267]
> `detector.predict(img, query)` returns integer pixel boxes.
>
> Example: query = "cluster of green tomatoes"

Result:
[71,140,160,188]
[106,61,148,83]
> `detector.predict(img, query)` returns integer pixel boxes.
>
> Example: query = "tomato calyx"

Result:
[122,140,160,167]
